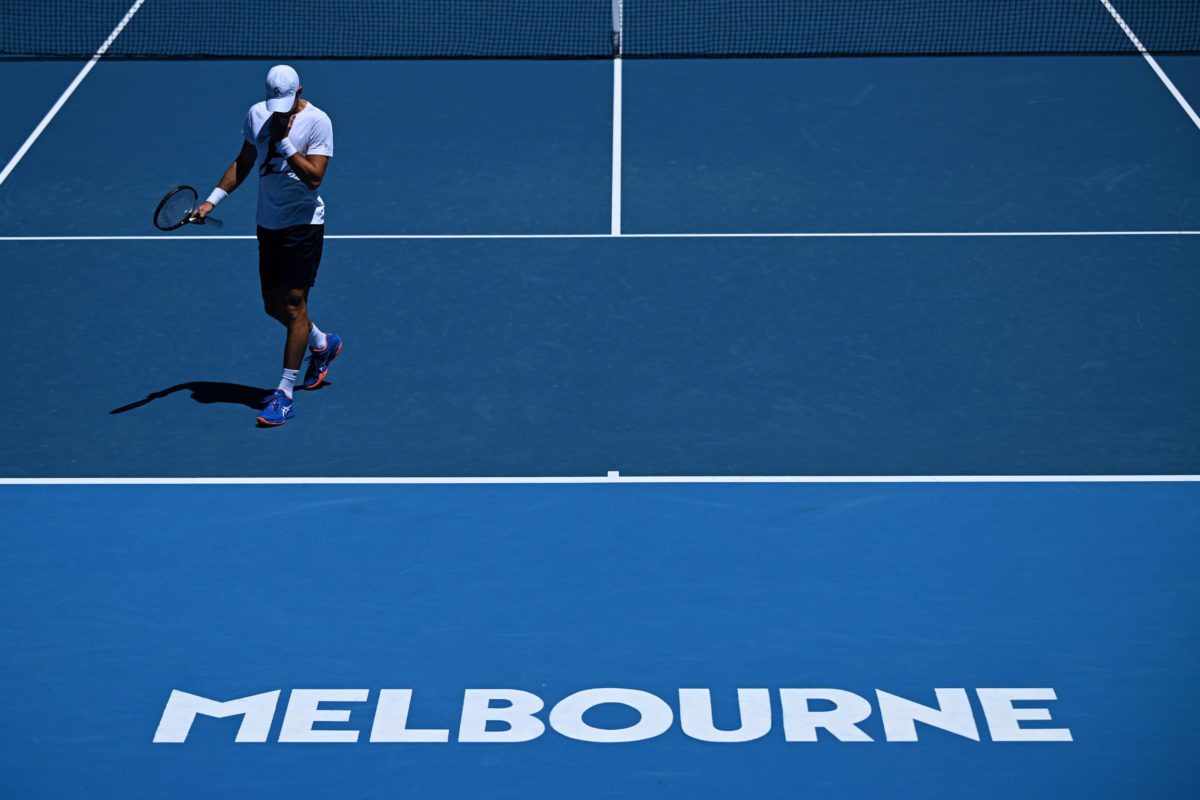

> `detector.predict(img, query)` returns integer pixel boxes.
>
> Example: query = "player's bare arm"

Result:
[282,152,328,190]
[194,140,256,221]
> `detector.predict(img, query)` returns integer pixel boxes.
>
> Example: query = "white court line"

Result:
[1101,0,1200,132]
[1,475,1196,485]
[1,230,1198,242]
[610,0,624,235]
[0,0,145,189]
[611,57,623,236]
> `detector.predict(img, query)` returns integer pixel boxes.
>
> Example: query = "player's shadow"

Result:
[110,382,270,414]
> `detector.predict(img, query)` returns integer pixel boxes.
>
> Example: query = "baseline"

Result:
[2,475,1197,485]
[1,230,1198,242]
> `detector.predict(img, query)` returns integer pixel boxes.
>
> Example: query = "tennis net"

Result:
[3,0,1198,59]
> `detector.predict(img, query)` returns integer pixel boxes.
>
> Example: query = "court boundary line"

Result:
[2,230,1198,242]
[2,475,1197,485]
[0,0,145,188]
[1101,0,1200,132]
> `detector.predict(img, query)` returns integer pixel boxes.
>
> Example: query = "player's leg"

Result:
[261,291,287,325]
[297,226,342,391]
[256,283,300,426]
[281,287,310,375]
[255,226,301,425]
[258,226,286,325]
[261,286,326,367]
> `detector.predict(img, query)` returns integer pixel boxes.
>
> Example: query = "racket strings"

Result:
[155,188,198,230]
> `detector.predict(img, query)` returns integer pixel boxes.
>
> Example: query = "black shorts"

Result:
[257,224,324,292]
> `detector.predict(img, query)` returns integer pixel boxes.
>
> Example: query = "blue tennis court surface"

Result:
[2,1,1200,797]
[2,483,1198,798]
[6,235,1200,477]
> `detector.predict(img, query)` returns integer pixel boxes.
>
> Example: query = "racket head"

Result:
[153,185,199,231]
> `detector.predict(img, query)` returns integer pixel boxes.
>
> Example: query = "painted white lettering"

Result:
[679,689,772,742]
[458,690,546,743]
[877,688,980,741]
[153,690,280,743]
[370,689,450,743]
[779,689,873,742]
[977,688,1072,742]
[549,688,673,743]
[278,689,368,743]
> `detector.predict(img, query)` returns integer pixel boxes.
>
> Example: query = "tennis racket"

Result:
[153,185,224,231]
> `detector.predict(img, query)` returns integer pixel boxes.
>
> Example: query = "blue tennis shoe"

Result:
[300,333,342,390]
[257,389,295,426]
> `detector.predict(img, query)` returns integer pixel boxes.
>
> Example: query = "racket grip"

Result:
[203,216,224,229]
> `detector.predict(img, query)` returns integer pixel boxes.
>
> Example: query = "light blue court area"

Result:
[5,234,1199,477]
[1,482,1197,799]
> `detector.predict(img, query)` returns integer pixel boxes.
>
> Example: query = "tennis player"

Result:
[194,64,341,426]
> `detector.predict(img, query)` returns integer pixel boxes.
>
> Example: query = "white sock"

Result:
[308,323,328,352]
[277,368,299,399]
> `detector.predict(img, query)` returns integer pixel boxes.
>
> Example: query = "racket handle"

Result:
[199,216,224,229]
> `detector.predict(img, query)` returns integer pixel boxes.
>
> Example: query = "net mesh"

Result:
[2,0,1199,59]
[623,1,1200,57]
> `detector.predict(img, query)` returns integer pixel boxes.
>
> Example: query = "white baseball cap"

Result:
[265,65,300,113]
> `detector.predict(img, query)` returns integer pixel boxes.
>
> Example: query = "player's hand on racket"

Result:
[192,201,215,223]
[153,185,223,231]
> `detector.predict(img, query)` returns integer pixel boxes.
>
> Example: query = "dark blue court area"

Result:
[5,234,1200,477]
[2,1,1200,797]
